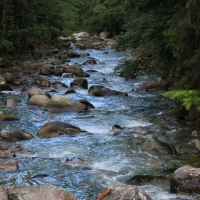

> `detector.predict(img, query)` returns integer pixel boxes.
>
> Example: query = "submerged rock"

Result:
[107,125,147,136]
[0,128,34,141]
[6,98,21,108]
[37,121,82,138]
[141,137,176,154]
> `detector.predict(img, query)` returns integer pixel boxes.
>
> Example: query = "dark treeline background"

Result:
[0,0,200,91]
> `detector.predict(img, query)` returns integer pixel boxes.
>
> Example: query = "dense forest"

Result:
[0,0,200,106]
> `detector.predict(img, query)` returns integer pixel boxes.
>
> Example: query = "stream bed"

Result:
[0,42,199,199]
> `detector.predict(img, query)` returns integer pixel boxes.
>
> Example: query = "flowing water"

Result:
[0,43,198,199]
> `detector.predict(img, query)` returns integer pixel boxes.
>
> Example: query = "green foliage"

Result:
[164,90,200,110]
[0,39,14,53]
[113,59,144,78]
[0,0,81,57]
[86,0,127,35]
[162,0,200,89]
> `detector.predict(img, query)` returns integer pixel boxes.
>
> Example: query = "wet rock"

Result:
[32,76,51,87]
[3,73,15,84]
[39,63,54,75]
[73,32,90,40]
[65,89,76,94]
[99,31,110,40]
[96,184,152,200]
[65,156,87,168]
[80,52,90,57]
[63,73,75,78]
[160,109,185,122]
[45,101,87,112]
[102,38,116,46]
[88,85,128,96]
[0,128,34,141]
[27,87,51,98]
[141,137,176,154]
[50,95,73,104]
[6,98,21,108]
[37,121,82,138]
[67,50,80,58]
[70,78,88,89]
[27,94,51,106]
[137,81,167,92]
[64,65,89,77]
[44,95,90,112]
[51,59,65,65]
[0,158,18,171]
[76,42,95,50]
[53,67,63,76]
[52,81,68,90]
[5,145,34,158]
[188,106,200,121]
[0,76,13,91]
[75,99,95,109]
[61,41,71,48]
[0,184,77,200]
[0,150,8,158]
[170,166,200,195]
[0,111,5,120]
[179,139,200,153]
[0,114,18,121]
[82,59,97,65]
[127,175,166,186]
[107,125,147,136]
[0,188,7,200]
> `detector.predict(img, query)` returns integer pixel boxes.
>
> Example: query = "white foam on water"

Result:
[140,185,193,200]
[49,150,73,159]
